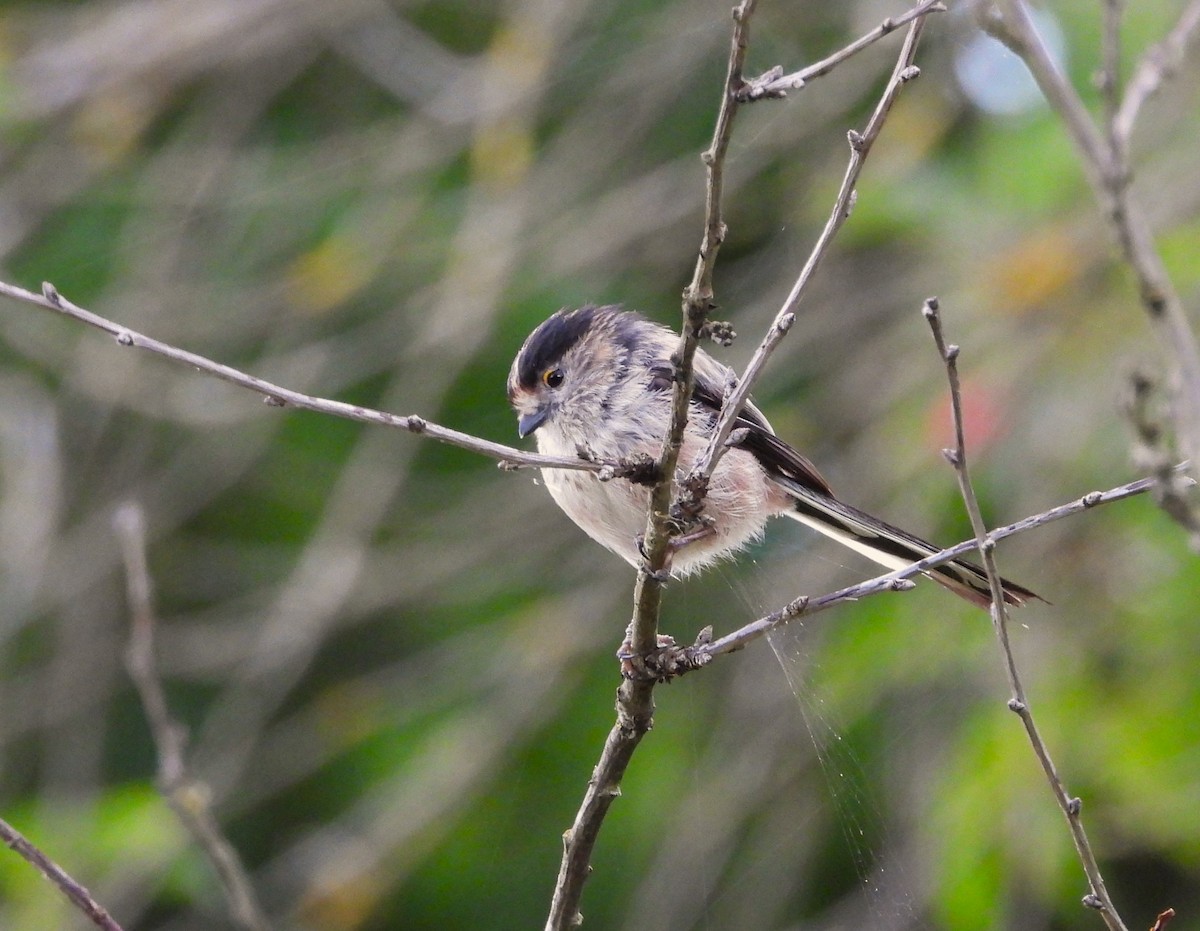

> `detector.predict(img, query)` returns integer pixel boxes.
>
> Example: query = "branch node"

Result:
[942,447,961,467]
[263,395,286,407]
[888,577,917,592]
[1007,698,1027,714]
[899,64,922,82]
[1082,893,1105,910]
[614,453,660,486]
[407,415,427,433]
[847,128,864,151]
[777,312,796,333]
[1082,491,1103,507]
[736,66,793,102]
[725,427,751,448]
[1067,796,1082,816]
[41,281,61,306]
[115,330,134,347]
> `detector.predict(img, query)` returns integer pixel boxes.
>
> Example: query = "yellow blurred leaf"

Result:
[286,234,373,315]
[985,226,1083,310]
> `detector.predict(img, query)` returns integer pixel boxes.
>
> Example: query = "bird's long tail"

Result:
[776,477,1039,608]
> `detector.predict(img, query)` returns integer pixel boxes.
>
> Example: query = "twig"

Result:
[737,0,945,100]
[688,465,1182,663]
[113,503,273,931]
[0,816,124,930]
[924,298,1130,931]
[1113,0,1200,143]
[0,279,607,475]
[546,4,761,927]
[687,16,930,496]
[982,1,1200,512]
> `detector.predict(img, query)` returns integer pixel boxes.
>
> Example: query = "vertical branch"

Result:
[113,503,274,931]
[0,817,124,931]
[628,0,758,661]
[983,0,1200,503]
[550,9,941,927]
[547,8,760,929]
[923,298,1131,931]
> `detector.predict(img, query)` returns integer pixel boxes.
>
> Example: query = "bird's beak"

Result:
[518,406,550,438]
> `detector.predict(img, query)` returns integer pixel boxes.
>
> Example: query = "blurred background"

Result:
[0,0,1196,928]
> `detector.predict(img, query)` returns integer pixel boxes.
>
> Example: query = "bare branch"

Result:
[114,503,273,931]
[0,279,605,475]
[687,16,930,493]
[924,298,1130,931]
[982,1,1200,508]
[0,817,124,931]
[692,466,1186,663]
[1113,0,1200,143]
[548,3,762,925]
[738,0,945,100]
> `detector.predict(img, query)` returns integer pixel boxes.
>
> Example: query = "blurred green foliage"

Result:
[0,1,1196,929]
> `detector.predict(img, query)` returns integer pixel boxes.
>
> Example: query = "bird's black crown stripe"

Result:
[516,305,604,389]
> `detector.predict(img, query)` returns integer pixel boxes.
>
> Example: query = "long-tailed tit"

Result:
[507,304,1035,607]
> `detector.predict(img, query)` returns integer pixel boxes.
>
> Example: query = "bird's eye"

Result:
[542,368,564,388]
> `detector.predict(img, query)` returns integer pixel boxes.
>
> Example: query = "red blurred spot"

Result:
[923,377,1007,455]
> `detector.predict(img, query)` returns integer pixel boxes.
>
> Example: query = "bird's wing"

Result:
[679,364,835,497]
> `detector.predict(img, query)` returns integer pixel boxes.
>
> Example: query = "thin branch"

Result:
[687,466,1185,664]
[114,503,273,931]
[0,817,124,931]
[625,0,761,655]
[546,4,761,927]
[0,279,606,475]
[982,1,1200,507]
[924,298,1130,931]
[738,0,945,100]
[687,15,930,494]
[1113,0,1200,143]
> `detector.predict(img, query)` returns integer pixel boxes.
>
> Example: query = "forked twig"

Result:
[924,298,1130,931]
[653,466,1180,668]
[982,0,1200,518]
[1113,0,1200,142]
[548,0,761,923]
[114,503,273,931]
[548,10,936,929]
[686,15,930,495]
[738,0,945,99]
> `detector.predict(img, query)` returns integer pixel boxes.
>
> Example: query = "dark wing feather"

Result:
[650,362,1039,607]
[681,366,834,497]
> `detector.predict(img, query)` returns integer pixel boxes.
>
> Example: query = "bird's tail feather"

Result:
[776,477,1038,608]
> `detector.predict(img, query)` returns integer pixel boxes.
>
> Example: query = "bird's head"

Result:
[507,304,640,440]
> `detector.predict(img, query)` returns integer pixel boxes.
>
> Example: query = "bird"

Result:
[507,304,1036,608]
